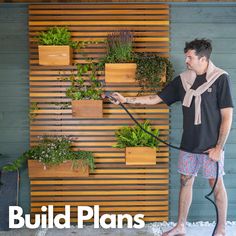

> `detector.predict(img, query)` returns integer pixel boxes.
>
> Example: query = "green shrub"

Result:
[38,26,78,49]
[113,121,159,148]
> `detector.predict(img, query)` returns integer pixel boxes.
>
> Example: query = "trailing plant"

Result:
[2,137,95,172]
[134,53,174,94]
[102,30,135,63]
[113,121,159,148]
[63,61,103,100]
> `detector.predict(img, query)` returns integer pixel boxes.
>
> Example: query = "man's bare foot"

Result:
[214,226,226,236]
[214,231,225,236]
[161,225,186,236]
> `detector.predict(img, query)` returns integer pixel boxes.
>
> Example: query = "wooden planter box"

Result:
[125,147,156,165]
[38,45,72,66]
[71,100,103,118]
[105,63,137,83]
[28,160,89,178]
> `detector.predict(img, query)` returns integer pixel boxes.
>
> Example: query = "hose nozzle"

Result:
[104,91,119,103]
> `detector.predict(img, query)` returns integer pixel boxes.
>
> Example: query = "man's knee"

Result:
[180,174,194,187]
[208,177,225,192]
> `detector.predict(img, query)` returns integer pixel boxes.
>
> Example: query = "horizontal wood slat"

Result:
[31,201,168,206]
[29,4,169,10]
[29,3,170,223]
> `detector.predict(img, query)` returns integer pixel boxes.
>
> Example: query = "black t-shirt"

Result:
[158,73,234,154]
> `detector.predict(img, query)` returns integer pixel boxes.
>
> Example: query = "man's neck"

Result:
[195,61,209,75]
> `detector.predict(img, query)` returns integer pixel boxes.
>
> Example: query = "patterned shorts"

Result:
[178,150,225,179]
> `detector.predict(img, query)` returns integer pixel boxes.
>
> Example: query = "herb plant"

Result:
[103,30,135,63]
[2,137,95,172]
[113,121,159,148]
[38,27,79,49]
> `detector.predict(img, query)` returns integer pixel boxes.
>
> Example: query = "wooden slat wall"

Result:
[29,3,170,223]
[1,1,234,3]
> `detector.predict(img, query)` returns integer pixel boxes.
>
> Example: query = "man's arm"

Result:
[206,107,233,161]
[126,94,163,105]
[217,107,233,149]
[110,92,163,105]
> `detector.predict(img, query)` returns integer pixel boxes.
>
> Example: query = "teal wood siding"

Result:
[170,4,236,221]
[0,3,235,221]
[0,4,30,213]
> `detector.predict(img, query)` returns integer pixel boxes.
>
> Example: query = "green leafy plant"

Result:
[37,27,102,51]
[37,26,79,49]
[102,30,135,63]
[134,53,174,94]
[113,121,160,148]
[63,61,103,100]
[2,137,95,172]
[29,102,39,121]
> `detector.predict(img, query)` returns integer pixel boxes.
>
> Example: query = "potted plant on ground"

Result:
[0,155,19,231]
[113,121,159,165]
[37,26,78,66]
[63,61,104,118]
[134,52,174,94]
[103,30,137,83]
[2,137,95,178]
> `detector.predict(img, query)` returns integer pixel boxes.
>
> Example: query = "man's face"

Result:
[185,49,203,72]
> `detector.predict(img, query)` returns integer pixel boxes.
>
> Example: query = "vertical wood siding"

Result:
[0,4,30,213]
[170,4,236,221]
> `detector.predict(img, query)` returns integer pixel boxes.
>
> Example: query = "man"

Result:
[110,39,234,236]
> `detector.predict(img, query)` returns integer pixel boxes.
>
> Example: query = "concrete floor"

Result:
[0,222,236,236]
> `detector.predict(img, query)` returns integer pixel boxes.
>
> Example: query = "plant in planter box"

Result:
[37,26,77,66]
[37,26,90,66]
[113,121,160,165]
[2,137,95,178]
[102,30,137,83]
[63,61,104,118]
[134,52,174,94]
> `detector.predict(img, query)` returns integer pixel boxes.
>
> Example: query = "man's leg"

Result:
[209,177,228,236]
[162,174,195,236]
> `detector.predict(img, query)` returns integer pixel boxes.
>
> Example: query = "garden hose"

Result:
[104,92,219,236]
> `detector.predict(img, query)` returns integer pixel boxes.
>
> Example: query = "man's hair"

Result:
[184,38,212,60]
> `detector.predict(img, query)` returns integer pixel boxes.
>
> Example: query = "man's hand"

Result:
[110,92,126,105]
[101,92,126,105]
[204,145,223,162]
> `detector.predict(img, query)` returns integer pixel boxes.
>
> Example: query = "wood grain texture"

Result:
[38,45,72,66]
[125,147,157,165]
[28,160,89,178]
[0,0,233,2]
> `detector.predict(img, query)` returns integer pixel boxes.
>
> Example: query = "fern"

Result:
[113,121,159,148]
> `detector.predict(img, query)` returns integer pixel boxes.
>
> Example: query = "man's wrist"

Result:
[216,144,223,151]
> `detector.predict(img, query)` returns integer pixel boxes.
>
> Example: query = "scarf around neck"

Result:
[180,60,227,125]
